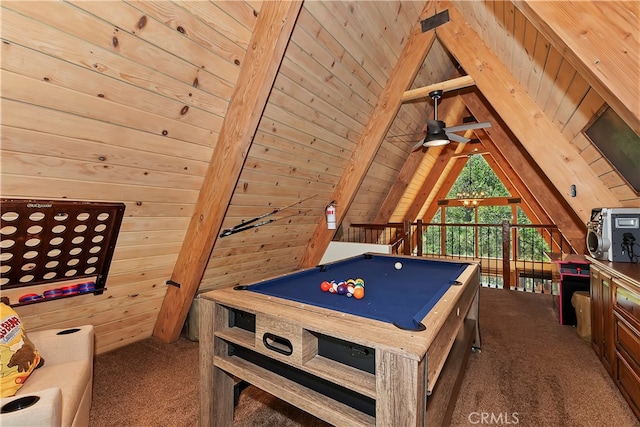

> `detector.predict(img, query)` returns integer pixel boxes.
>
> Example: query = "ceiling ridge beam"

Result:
[401,75,475,102]
[437,2,620,225]
[153,1,304,343]
[299,2,439,268]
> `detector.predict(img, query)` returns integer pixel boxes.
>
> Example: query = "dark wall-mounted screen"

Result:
[584,106,640,194]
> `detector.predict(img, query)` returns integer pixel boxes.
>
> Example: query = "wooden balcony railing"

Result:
[345,220,574,293]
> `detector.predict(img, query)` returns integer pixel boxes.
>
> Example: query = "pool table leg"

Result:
[470,288,482,351]
[375,350,425,426]
[200,299,235,426]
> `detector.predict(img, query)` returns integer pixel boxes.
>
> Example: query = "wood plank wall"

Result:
[1,0,637,353]
[1,0,255,353]
[1,1,449,353]
[451,0,639,206]
[200,1,453,290]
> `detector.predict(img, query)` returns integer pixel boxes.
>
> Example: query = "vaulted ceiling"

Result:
[156,0,639,341]
[1,1,638,348]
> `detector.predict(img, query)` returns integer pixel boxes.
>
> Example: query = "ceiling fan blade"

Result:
[443,121,492,133]
[412,138,427,151]
[445,132,470,144]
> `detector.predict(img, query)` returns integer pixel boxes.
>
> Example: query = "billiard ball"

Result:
[353,287,365,299]
[394,262,403,270]
[320,281,331,292]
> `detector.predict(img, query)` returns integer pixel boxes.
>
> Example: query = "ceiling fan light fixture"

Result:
[422,119,450,147]
[423,133,450,147]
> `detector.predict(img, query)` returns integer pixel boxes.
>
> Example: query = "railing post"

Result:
[502,220,511,290]
[403,220,411,255]
[416,220,423,257]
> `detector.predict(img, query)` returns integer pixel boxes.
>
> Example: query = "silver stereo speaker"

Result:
[587,207,640,262]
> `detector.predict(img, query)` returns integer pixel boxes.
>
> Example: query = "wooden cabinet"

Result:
[591,266,614,373]
[588,257,640,420]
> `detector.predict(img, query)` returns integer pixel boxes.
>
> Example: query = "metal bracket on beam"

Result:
[421,10,449,33]
[166,279,181,288]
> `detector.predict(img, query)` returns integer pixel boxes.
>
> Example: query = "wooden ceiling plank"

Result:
[299,1,438,268]
[503,1,516,65]
[511,7,527,82]
[543,60,576,120]
[152,1,303,343]
[513,0,640,135]
[438,2,620,224]
[492,1,506,60]
[553,73,590,131]
[535,45,563,108]
[519,18,538,86]
[525,30,550,98]
[561,88,604,142]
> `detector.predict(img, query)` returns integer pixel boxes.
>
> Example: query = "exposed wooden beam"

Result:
[513,1,640,135]
[401,75,475,102]
[460,91,586,252]
[299,1,438,268]
[153,1,303,343]
[437,2,620,224]
[438,196,521,207]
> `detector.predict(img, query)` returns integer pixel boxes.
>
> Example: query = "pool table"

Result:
[199,253,481,426]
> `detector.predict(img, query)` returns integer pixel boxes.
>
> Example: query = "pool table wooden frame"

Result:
[199,255,480,426]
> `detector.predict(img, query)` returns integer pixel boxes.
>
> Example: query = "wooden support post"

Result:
[502,220,511,290]
[152,1,303,343]
[402,220,412,255]
[416,220,423,257]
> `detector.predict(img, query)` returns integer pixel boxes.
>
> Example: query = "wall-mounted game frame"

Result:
[0,199,125,306]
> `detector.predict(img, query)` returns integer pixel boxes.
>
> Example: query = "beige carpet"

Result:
[90,287,639,426]
[449,288,639,427]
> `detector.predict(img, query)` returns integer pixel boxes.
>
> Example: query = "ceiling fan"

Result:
[412,90,492,150]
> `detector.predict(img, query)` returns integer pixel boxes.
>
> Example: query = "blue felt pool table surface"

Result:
[238,253,470,330]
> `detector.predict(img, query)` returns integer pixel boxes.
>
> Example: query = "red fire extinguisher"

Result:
[326,201,336,230]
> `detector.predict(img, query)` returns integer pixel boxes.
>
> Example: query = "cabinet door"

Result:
[602,275,614,374]
[591,268,602,357]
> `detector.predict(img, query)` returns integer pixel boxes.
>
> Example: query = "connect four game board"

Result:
[0,199,125,305]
